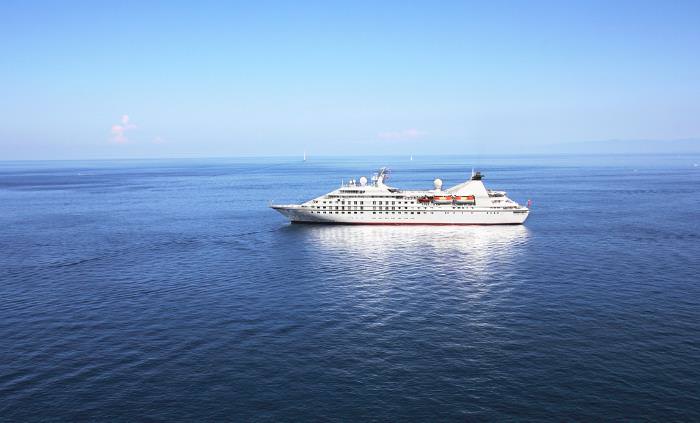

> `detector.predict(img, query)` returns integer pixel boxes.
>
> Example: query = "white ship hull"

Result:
[272,205,528,225]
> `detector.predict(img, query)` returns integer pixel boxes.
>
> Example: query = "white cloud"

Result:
[110,114,137,143]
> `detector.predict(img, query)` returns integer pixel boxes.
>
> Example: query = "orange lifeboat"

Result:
[453,195,475,205]
[417,196,432,204]
[432,195,453,204]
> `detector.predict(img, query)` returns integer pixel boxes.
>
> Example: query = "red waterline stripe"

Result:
[290,221,524,226]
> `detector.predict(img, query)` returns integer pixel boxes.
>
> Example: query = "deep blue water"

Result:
[1,155,699,421]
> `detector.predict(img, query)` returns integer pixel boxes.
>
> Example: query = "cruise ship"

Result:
[271,168,530,225]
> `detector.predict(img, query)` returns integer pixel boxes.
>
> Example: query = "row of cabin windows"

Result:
[317,199,420,204]
[315,199,479,207]
[372,200,415,205]
[307,205,478,210]
[316,200,420,205]
[326,195,406,198]
[308,211,503,215]
[309,211,424,215]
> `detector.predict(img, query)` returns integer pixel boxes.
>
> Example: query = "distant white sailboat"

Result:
[410,154,413,161]
[303,151,307,162]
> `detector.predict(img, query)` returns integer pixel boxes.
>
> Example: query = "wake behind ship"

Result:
[271,168,530,225]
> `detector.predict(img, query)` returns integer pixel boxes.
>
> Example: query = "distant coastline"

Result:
[534,138,700,155]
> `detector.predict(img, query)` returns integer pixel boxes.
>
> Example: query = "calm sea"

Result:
[1,155,699,421]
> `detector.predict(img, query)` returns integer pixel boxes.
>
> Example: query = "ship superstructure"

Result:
[271,168,529,225]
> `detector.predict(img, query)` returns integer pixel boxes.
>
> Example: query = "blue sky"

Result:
[1,0,699,159]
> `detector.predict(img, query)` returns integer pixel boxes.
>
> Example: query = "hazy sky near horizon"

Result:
[1,0,699,159]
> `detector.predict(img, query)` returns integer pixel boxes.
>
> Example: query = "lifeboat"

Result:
[432,195,453,204]
[453,195,475,205]
[417,196,432,204]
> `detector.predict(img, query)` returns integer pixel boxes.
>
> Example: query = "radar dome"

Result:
[359,176,368,186]
[433,178,443,190]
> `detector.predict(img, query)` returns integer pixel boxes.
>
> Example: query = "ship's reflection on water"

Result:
[299,224,529,262]
[289,224,530,299]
